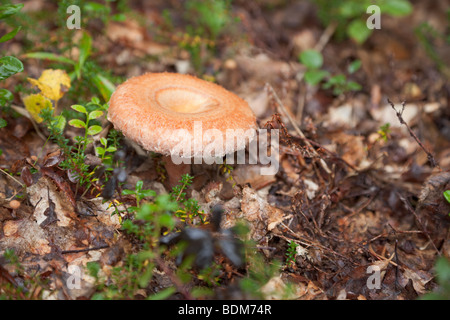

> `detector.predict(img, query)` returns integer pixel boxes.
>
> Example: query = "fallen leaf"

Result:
[28,69,71,101]
[22,93,52,123]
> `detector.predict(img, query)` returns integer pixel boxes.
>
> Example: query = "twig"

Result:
[265,84,332,174]
[155,256,193,300]
[61,245,109,254]
[395,191,440,255]
[10,105,47,141]
[387,99,439,169]
[314,21,339,53]
[0,168,25,188]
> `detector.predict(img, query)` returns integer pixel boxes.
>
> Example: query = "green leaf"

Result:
[100,137,107,147]
[105,146,117,152]
[304,69,329,86]
[0,56,23,81]
[299,49,323,69]
[326,74,347,86]
[86,261,101,278]
[435,256,450,285]
[95,147,105,155]
[347,19,373,44]
[0,118,7,128]
[87,125,102,136]
[0,88,13,106]
[122,189,135,195]
[346,81,362,91]
[91,96,101,105]
[88,110,103,121]
[140,189,156,198]
[71,104,87,114]
[0,26,21,43]
[91,74,116,102]
[136,180,143,190]
[52,115,66,132]
[148,287,176,300]
[84,2,109,13]
[68,119,86,129]
[77,31,92,79]
[348,60,362,74]
[23,52,75,65]
[381,0,413,16]
[339,1,364,19]
[138,267,154,288]
[444,190,450,203]
[0,4,24,20]
[112,13,126,22]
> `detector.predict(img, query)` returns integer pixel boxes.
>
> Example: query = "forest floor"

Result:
[0,0,449,300]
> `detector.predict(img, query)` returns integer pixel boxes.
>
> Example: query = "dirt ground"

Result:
[0,0,449,300]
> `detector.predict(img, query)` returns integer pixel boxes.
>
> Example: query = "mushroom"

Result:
[108,72,257,188]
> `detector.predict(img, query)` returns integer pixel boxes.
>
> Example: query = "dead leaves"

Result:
[27,69,71,102]
[222,186,289,242]
[22,94,52,123]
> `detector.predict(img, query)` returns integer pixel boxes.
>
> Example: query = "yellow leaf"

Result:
[23,93,53,123]
[27,69,71,101]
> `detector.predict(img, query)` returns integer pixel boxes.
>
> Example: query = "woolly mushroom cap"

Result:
[108,73,257,160]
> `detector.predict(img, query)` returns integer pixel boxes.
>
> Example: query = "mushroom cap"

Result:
[108,72,257,159]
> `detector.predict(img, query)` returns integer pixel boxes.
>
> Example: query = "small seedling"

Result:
[285,241,298,268]
[220,163,236,187]
[377,123,391,142]
[299,50,361,95]
[122,180,156,210]
[420,257,450,300]
[171,174,206,224]
[314,0,412,44]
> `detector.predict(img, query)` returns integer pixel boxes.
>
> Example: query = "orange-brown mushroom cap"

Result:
[108,72,257,160]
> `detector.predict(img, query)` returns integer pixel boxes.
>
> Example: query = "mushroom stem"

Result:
[162,155,191,189]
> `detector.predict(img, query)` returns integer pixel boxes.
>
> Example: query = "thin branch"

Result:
[265,84,332,174]
[0,168,25,188]
[396,191,440,255]
[387,99,439,169]
[61,245,109,254]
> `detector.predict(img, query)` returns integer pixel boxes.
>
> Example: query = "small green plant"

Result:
[0,249,47,299]
[312,0,413,44]
[0,3,24,127]
[299,49,362,95]
[122,180,156,210]
[285,241,298,268]
[415,21,450,80]
[420,257,450,300]
[377,123,391,142]
[176,0,236,73]
[40,97,112,191]
[220,162,236,187]
[171,174,206,224]
[240,248,283,299]
[184,0,233,40]
[0,3,24,81]
[88,195,179,299]
[96,136,118,167]
[24,32,116,103]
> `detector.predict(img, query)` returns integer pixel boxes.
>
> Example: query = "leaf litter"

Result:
[0,0,449,300]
